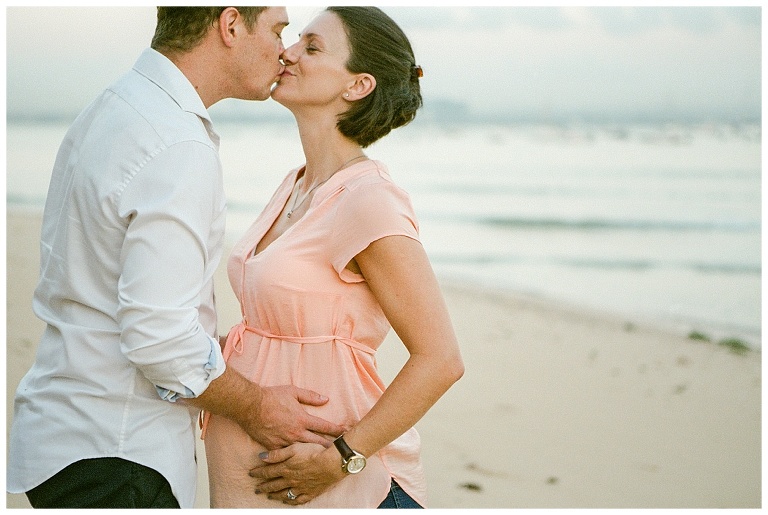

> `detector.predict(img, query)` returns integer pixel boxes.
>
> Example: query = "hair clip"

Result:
[412,65,423,79]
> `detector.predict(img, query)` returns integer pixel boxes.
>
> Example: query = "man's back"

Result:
[9,48,227,508]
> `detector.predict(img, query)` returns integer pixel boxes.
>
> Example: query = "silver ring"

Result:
[286,489,297,500]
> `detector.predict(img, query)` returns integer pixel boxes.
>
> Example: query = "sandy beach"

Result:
[5,209,761,509]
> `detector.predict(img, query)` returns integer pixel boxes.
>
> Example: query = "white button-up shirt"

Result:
[8,48,228,508]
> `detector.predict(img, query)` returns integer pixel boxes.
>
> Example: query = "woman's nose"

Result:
[280,42,300,65]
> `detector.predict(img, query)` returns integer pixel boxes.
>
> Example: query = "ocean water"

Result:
[6,119,761,348]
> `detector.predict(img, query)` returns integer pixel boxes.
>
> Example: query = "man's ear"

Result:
[218,7,241,48]
[344,73,376,101]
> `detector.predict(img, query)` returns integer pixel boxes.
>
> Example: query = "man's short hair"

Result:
[151,7,267,54]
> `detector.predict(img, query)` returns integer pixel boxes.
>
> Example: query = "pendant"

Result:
[287,211,293,218]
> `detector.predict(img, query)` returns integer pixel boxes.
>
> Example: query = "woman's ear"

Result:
[344,73,377,101]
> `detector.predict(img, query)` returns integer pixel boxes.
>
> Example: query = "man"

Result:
[7,7,343,509]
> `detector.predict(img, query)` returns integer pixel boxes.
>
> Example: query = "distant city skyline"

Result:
[5,5,762,124]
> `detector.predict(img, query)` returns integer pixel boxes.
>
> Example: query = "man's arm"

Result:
[117,142,343,448]
[186,367,344,449]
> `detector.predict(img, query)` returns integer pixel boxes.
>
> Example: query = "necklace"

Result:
[286,154,366,218]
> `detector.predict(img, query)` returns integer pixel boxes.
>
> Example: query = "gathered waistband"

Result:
[223,322,375,360]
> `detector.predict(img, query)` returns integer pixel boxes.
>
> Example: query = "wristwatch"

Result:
[333,435,367,474]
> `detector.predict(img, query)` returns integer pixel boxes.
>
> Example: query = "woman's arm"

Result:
[338,234,465,455]
[250,235,464,504]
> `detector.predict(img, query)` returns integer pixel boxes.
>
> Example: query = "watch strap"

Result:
[333,435,355,461]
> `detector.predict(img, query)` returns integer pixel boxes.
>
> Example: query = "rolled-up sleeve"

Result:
[116,140,226,399]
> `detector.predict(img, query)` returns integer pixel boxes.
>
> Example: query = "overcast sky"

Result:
[5,5,762,123]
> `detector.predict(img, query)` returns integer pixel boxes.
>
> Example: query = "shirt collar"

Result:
[132,48,218,141]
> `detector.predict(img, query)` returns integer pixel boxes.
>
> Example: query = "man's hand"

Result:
[249,443,345,505]
[188,367,345,449]
[241,385,345,450]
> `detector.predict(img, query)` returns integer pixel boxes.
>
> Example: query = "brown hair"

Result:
[328,7,423,148]
[151,7,267,54]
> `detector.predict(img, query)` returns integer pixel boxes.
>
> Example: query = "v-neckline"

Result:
[247,167,304,260]
[246,160,376,260]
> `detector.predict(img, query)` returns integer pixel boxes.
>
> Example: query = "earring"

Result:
[344,93,349,98]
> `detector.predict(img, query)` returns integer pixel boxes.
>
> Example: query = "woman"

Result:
[202,7,464,508]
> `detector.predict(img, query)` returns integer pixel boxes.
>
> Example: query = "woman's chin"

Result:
[269,85,291,105]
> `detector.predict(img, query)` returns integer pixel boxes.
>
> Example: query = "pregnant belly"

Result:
[203,414,391,508]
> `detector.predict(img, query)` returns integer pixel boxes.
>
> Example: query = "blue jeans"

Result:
[377,479,423,509]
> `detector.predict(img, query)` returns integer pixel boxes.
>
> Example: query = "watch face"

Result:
[346,455,366,474]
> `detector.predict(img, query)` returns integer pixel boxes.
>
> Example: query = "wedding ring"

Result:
[286,489,297,500]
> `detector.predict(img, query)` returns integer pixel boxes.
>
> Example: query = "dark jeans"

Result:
[25,457,179,509]
[377,479,423,509]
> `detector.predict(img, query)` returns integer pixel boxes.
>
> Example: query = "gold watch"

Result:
[333,435,366,474]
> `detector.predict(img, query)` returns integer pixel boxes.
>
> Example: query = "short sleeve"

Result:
[330,177,420,283]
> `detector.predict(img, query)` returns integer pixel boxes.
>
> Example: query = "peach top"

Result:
[202,160,426,508]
